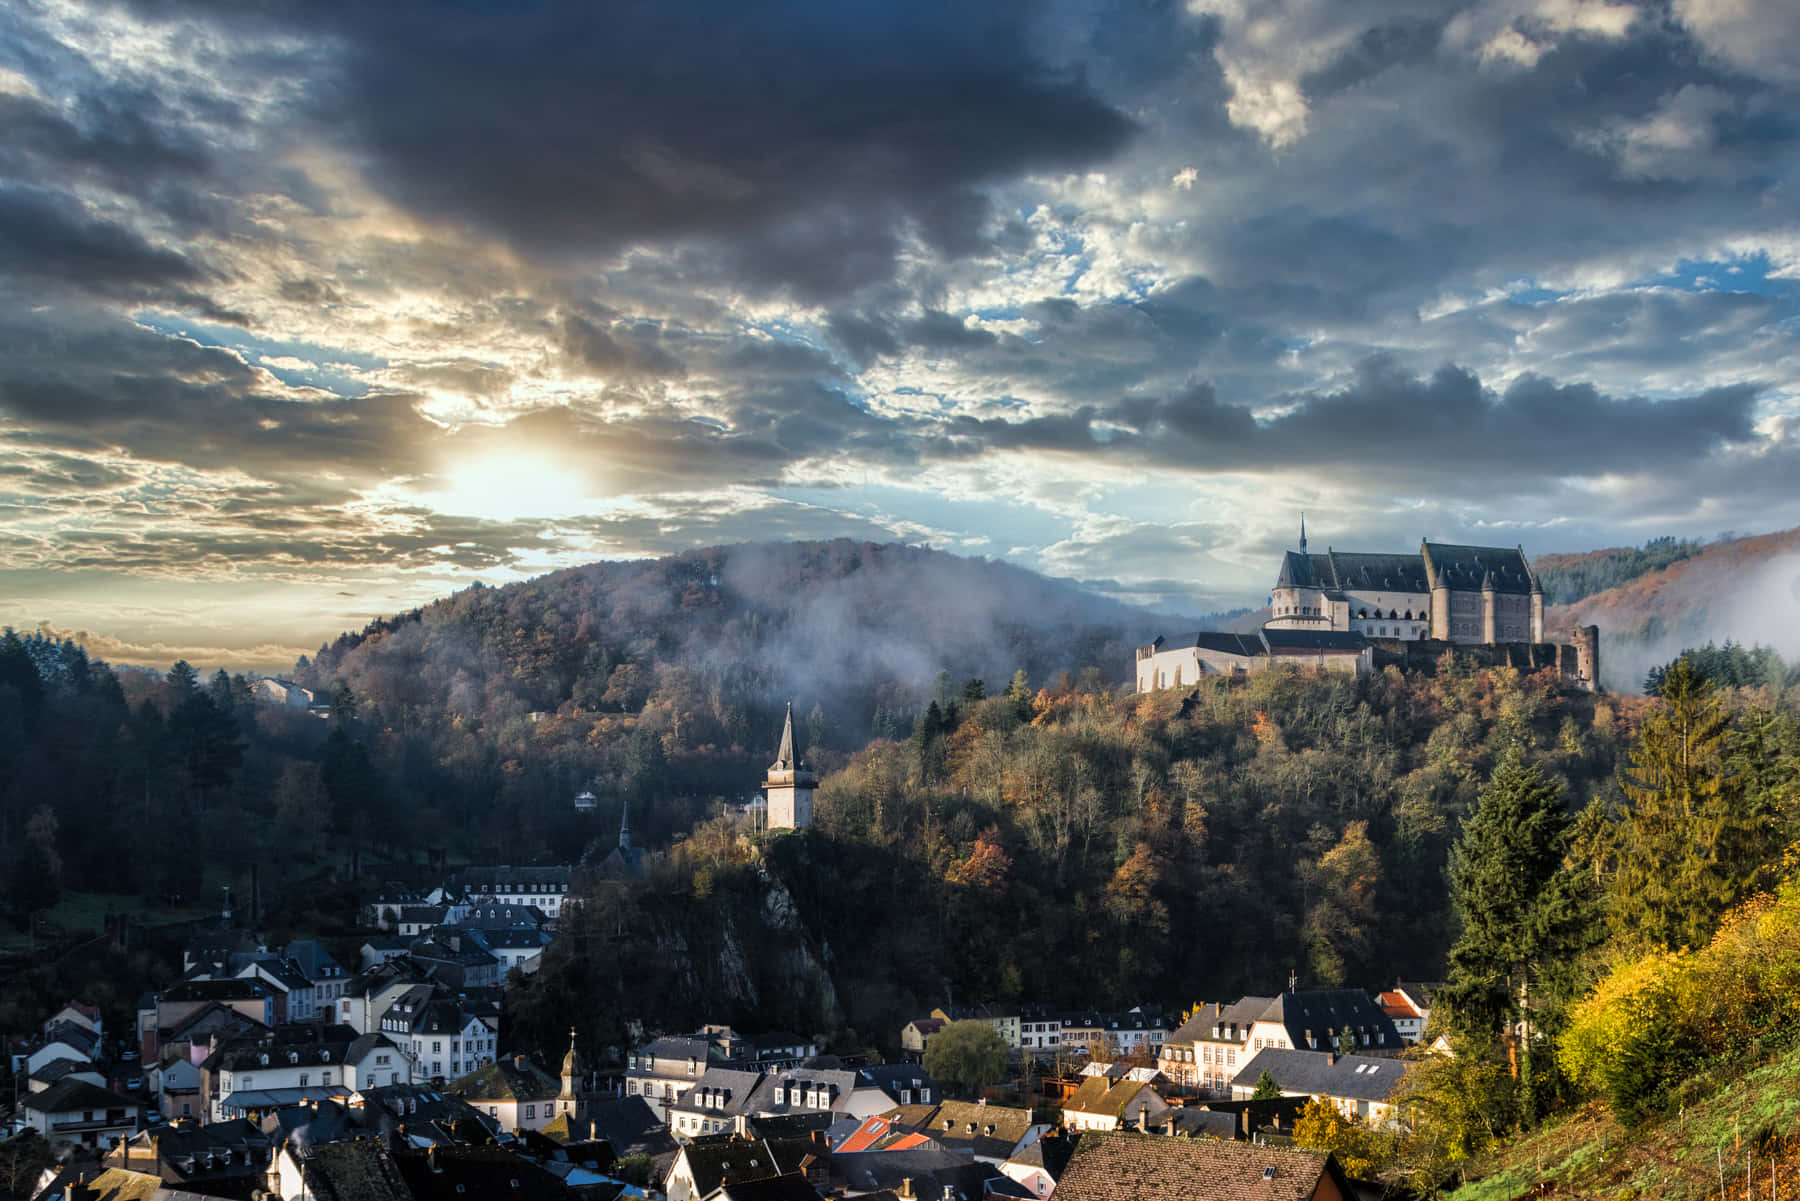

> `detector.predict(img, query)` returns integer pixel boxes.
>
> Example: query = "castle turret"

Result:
[1528,562,1545,643]
[1299,512,1307,554]
[763,702,816,831]
[1481,570,1498,644]
[1575,624,1600,692]
[1425,540,1450,640]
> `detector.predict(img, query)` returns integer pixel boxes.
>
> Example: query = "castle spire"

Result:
[618,796,631,853]
[1299,512,1307,554]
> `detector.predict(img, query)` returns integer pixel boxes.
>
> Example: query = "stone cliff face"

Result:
[631,859,840,1034]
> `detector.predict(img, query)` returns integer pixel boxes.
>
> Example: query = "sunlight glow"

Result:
[422,450,595,522]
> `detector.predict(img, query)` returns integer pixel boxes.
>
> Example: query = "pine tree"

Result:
[1440,750,1590,1114]
[1611,658,1752,951]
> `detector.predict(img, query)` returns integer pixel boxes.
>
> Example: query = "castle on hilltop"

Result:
[1269,519,1543,643]
[1137,520,1599,691]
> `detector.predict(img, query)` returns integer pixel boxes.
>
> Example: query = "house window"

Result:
[525,1105,535,1120]
[300,1074,308,1087]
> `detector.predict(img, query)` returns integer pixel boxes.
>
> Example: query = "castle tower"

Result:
[1481,571,1498,644]
[1425,539,1450,640]
[1528,561,1546,643]
[763,702,816,831]
[1575,625,1600,692]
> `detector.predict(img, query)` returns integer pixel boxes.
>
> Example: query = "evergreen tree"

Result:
[1440,750,1590,1115]
[1611,658,1754,950]
[166,659,199,698]
[1251,1069,1283,1100]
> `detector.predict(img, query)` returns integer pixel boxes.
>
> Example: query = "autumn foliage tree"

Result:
[923,1020,1009,1097]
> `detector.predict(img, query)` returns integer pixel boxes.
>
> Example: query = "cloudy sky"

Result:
[4,0,1799,671]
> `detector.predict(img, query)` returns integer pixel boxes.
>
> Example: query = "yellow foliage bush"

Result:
[1559,872,1800,1123]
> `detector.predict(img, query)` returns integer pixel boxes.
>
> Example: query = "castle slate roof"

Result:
[1052,1131,1346,1201]
[1233,1048,1410,1103]
[1422,542,1534,594]
[1258,629,1368,653]
[1149,632,1266,657]
[1277,543,1536,596]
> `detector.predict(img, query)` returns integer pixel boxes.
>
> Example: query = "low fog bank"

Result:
[1598,551,1800,693]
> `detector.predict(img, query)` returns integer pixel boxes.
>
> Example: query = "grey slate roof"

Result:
[1233,1048,1409,1103]
[672,1068,767,1118]
[1276,543,1536,596]
[1256,990,1402,1052]
[28,1077,138,1115]
[1422,542,1535,594]
[1259,629,1368,653]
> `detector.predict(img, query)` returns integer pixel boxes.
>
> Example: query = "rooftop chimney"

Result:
[898,1178,914,1200]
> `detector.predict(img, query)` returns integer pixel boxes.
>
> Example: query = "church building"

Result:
[763,702,816,832]
[1267,520,1545,645]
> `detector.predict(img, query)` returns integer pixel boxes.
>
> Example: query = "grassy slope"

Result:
[1451,1042,1800,1201]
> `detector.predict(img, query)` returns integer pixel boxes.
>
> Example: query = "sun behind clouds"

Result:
[421,449,595,523]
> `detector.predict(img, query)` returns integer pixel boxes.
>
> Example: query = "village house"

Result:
[1244,989,1405,1057]
[447,1042,581,1134]
[1059,1075,1171,1133]
[375,985,495,1081]
[1230,1047,1412,1125]
[448,864,574,920]
[203,1024,400,1121]
[1377,983,1435,1044]
[1000,1128,1075,1199]
[20,1078,142,1149]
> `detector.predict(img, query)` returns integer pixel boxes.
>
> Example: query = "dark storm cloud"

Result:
[0,90,213,194]
[0,185,205,296]
[560,316,686,381]
[0,306,437,485]
[172,0,1136,293]
[927,356,1762,484]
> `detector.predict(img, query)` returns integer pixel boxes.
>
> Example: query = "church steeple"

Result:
[1299,512,1308,554]
[763,700,816,831]
[618,797,631,854]
[771,701,797,772]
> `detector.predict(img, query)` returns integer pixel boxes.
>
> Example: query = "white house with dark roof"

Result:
[1135,628,1371,691]
[22,1078,141,1148]
[1230,1047,1411,1125]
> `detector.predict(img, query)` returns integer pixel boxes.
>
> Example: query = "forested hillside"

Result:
[1547,527,1800,691]
[510,659,1632,1064]
[289,539,1221,856]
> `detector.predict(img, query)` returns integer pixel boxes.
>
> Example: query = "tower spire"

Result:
[618,796,631,853]
[1299,512,1307,554]
[772,700,796,771]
